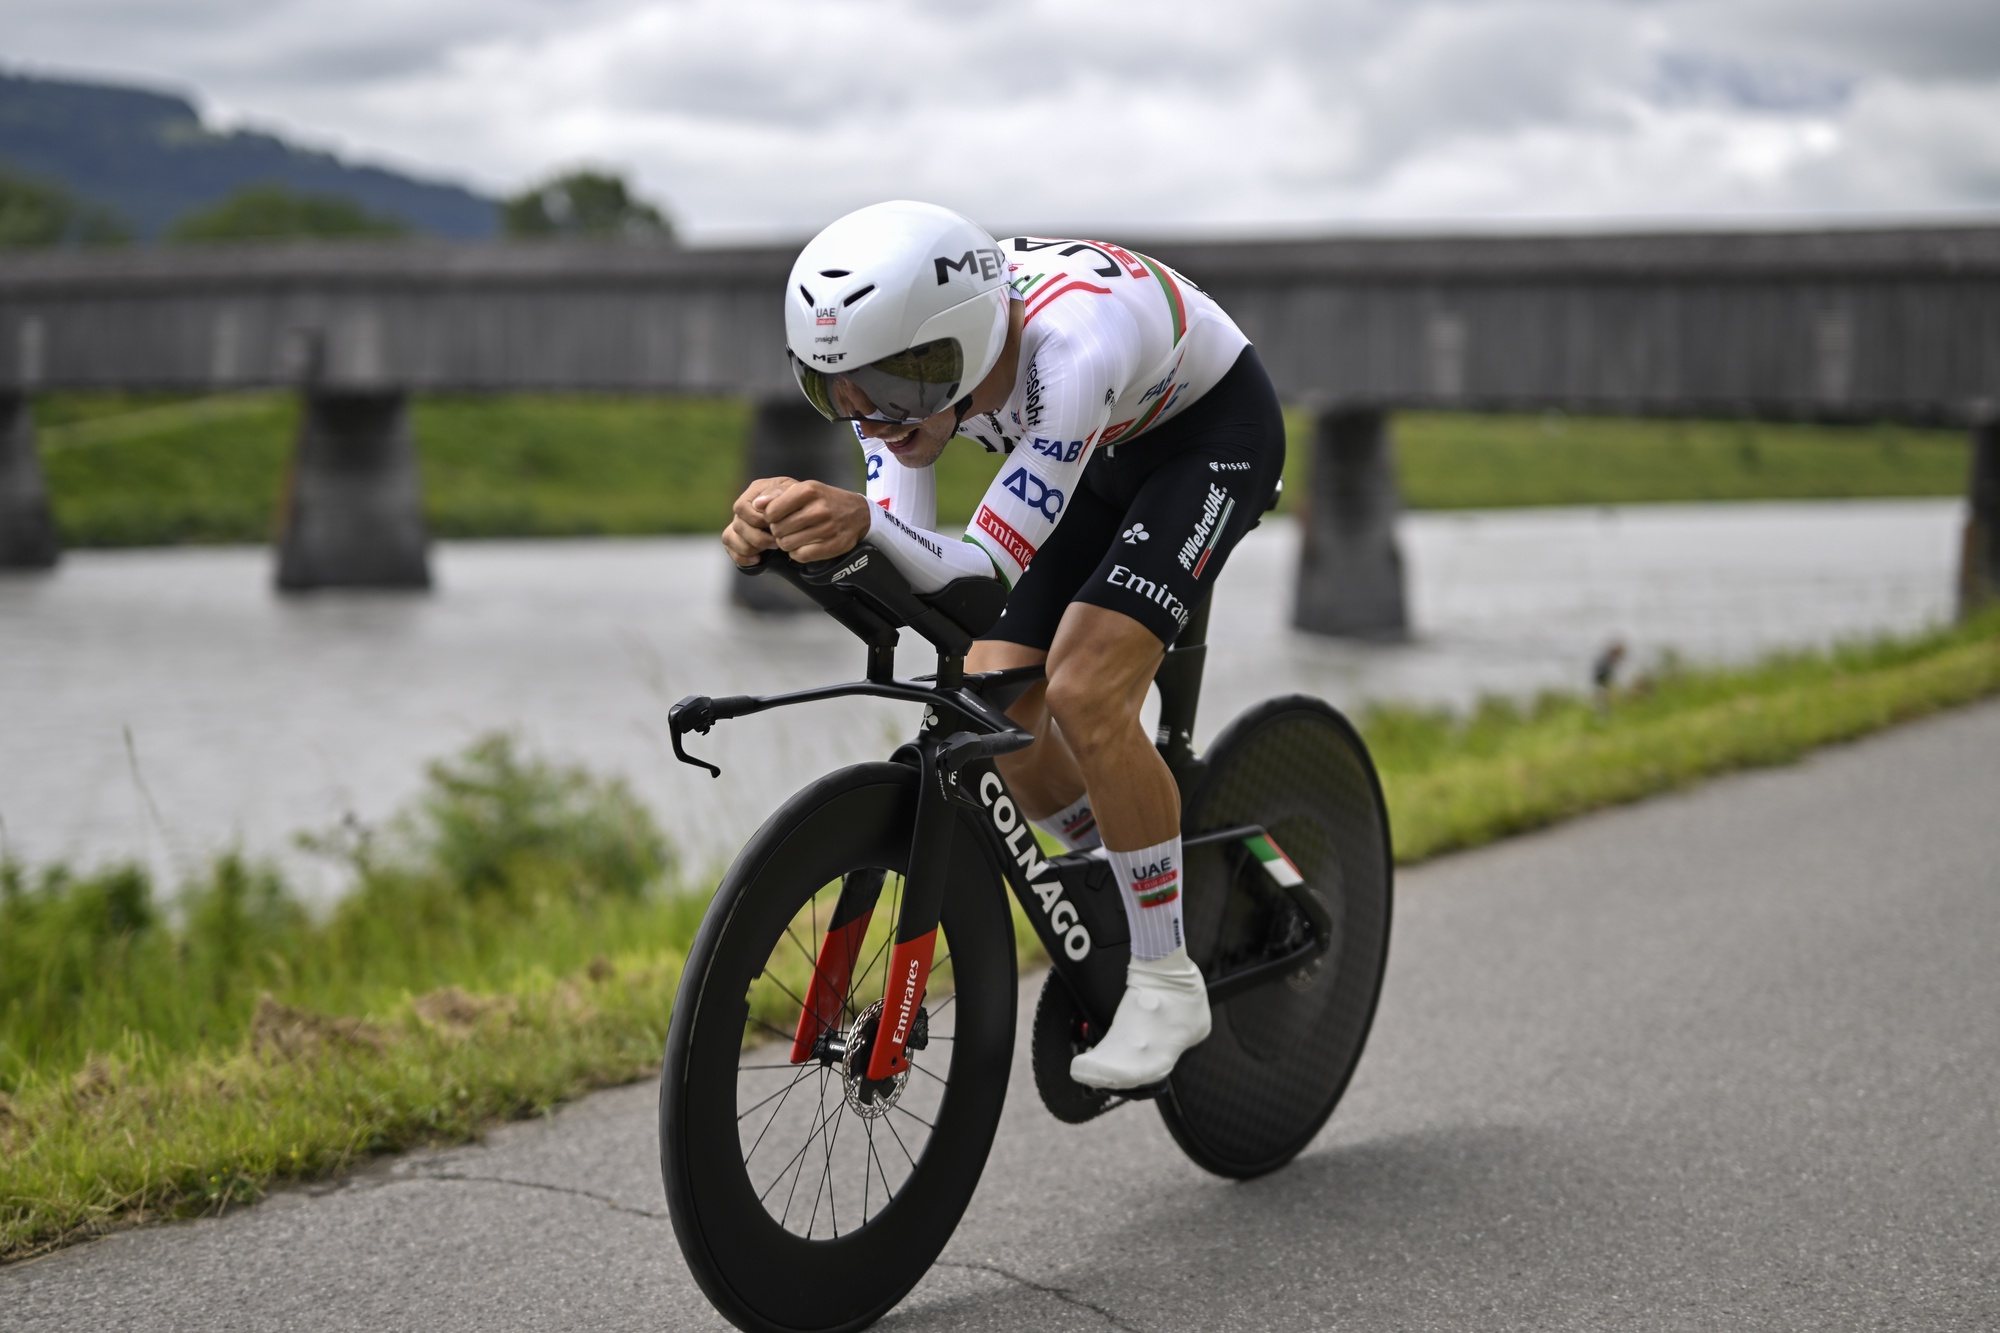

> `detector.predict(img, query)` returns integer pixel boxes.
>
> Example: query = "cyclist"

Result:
[721,200,1285,1089]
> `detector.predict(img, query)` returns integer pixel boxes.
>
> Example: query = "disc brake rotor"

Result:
[839,998,911,1119]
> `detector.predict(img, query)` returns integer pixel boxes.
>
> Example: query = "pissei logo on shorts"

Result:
[1178,483,1236,580]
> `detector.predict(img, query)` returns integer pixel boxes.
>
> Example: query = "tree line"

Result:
[0,167,672,248]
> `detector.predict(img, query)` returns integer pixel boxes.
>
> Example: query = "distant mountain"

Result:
[0,69,498,239]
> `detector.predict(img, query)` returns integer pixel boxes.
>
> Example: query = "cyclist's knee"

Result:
[1044,660,1142,758]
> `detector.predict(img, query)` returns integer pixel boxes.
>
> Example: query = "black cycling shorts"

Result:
[987,345,1286,650]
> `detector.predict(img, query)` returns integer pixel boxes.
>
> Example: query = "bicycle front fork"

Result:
[790,719,1028,1081]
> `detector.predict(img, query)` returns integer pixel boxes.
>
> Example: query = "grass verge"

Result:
[35,392,1970,548]
[3,613,1997,1260]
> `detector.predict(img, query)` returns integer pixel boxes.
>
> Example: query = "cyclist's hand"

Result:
[764,481,871,563]
[722,477,795,566]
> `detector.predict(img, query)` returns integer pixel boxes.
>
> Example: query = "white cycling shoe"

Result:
[1070,950,1212,1090]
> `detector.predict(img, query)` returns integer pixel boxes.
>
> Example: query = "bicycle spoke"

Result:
[882,1108,919,1169]
[811,1096,846,1240]
[739,1063,817,1133]
[761,971,830,1037]
[908,1059,949,1090]
[778,1071,832,1226]
[759,1095,841,1210]
[846,876,901,1014]
[744,1015,802,1048]
[869,1121,896,1223]
[784,923,819,975]
[889,1101,935,1131]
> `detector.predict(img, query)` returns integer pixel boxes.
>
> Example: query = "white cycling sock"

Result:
[1106,835,1184,961]
[1031,791,1102,852]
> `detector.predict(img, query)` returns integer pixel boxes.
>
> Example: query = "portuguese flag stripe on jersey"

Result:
[1246,833,1304,886]
[1137,253,1188,345]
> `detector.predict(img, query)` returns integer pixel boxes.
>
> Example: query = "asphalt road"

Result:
[9,701,2000,1332]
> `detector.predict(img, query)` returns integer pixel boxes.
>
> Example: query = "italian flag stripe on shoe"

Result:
[1246,833,1304,886]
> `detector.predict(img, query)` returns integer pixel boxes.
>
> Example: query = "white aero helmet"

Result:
[786,200,1011,425]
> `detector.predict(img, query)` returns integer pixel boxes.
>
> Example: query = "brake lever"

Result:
[668,695,723,779]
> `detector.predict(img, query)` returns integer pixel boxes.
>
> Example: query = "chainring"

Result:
[1031,971,1118,1125]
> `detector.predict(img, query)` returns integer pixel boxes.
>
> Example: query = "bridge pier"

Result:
[276,391,431,592]
[1292,407,1410,639]
[0,393,58,571]
[1961,420,2000,618]
[732,395,856,613]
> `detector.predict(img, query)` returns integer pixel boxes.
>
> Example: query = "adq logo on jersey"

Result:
[977,771,1092,961]
[1001,467,1064,520]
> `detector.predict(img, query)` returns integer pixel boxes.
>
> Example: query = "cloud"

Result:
[5,0,1998,239]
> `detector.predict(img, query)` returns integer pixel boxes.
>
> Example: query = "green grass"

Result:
[33,394,1971,549]
[1363,611,2000,860]
[3,613,1997,1261]
[1390,411,1971,509]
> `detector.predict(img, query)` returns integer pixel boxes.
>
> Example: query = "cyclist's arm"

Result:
[961,325,1129,587]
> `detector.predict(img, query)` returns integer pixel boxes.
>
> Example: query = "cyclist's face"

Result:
[835,381,953,467]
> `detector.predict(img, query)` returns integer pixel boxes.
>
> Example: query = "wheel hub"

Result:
[839,998,913,1119]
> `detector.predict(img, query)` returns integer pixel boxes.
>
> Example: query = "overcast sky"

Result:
[7,0,1999,242]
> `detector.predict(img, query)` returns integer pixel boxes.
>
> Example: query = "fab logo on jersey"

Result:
[1029,437,1085,463]
[1001,467,1064,520]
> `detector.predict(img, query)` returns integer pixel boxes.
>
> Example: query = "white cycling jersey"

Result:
[860,236,1249,593]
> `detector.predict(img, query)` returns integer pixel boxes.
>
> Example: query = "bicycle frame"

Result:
[669,549,1319,1085]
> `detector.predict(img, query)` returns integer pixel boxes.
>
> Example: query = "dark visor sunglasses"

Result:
[790,339,967,425]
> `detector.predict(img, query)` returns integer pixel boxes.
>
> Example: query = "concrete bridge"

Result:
[2,225,1996,632]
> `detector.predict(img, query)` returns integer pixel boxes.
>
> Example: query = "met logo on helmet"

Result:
[935,247,1006,285]
[1001,467,1064,520]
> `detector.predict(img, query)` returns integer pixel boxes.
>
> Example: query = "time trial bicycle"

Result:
[661,538,1391,1333]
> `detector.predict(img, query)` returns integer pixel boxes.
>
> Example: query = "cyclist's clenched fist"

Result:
[721,475,793,566]
[761,480,871,564]
[721,477,872,566]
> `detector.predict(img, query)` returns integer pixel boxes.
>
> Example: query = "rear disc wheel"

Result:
[1162,697,1393,1178]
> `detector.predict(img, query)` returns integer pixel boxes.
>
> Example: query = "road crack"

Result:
[936,1259,1147,1332]
[395,1170,669,1221]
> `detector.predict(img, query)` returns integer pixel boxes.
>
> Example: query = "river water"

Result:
[0,500,1964,895]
